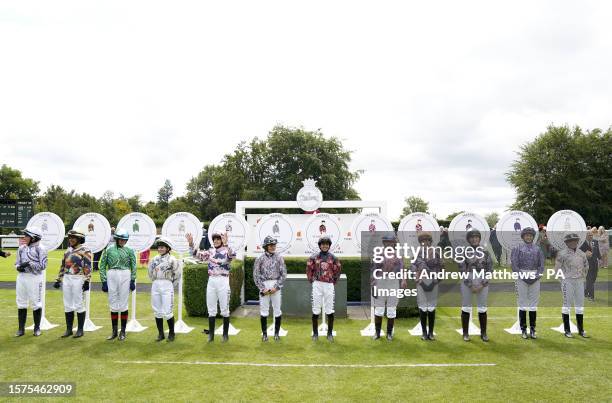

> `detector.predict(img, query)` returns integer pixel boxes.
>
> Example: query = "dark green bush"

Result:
[183,259,244,317]
[245,256,364,302]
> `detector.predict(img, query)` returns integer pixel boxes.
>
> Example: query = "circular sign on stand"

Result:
[26,212,65,251]
[304,213,342,253]
[296,178,323,212]
[546,210,587,251]
[162,212,203,254]
[74,213,112,253]
[397,212,441,248]
[254,213,296,254]
[351,212,393,250]
[448,212,490,248]
[117,212,157,252]
[495,211,539,250]
[208,212,249,253]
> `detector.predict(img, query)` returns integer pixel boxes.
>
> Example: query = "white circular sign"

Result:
[495,211,539,250]
[254,213,296,254]
[448,212,490,248]
[208,212,249,252]
[304,213,342,253]
[74,213,112,253]
[118,212,157,252]
[546,210,587,251]
[398,212,441,248]
[162,212,203,254]
[296,179,323,212]
[27,212,65,251]
[351,212,393,249]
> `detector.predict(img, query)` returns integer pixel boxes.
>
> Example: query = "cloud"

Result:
[1,0,610,221]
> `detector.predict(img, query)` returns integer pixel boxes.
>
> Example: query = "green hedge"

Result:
[245,256,363,302]
[183,260,244,317]
[245,256,419,318]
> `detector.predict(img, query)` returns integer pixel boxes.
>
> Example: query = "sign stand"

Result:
[312,294,336,336]
[172,254,194,333]
[361,304,384,336]
[504,308,523,334]
[79,289,102,331]
[551,320,579,334]
[455,312,481,335]
[27,284,58,330]
[266,316,288,337]
[126,280,147,332]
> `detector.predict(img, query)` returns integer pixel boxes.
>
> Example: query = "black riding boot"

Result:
[167,317,175,341]
[576,314,588,338]
[155,318,165,341]
[478,312,488,342]
[373,315,383,340]
[386,317,395,341]
[461,311,470,341]
[74,312,85,338]
[427,310,436,340]
[274,315,282,341]
[32,308,42,336]
[562,313,572,338]
[326,314,334,342]
[62,312,74,338]
[311,314,319,341]
[119,310,128,341]
[419,309,428,340]
[519,310,528,339]
[222,316,230,342]
[15,308,27,337]
[528,311,537,339]
[107,312,118,340]
[260,315,268,341]
[208,316,216,342]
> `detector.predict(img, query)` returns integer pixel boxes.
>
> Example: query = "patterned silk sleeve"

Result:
[306,257,315,282]
[99,247,109,282]
[332,256,342,284]
[510,246,519,273]
[129,249,137,280]
[83,249,93,282]
[29,246,48,274]
[147,257,157,282]
[253,256,264,291]
[274,256,287,290]
[537,248,545,277]
[56,251,69,283]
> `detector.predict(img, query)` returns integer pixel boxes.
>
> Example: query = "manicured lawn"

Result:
[0,288,610,402]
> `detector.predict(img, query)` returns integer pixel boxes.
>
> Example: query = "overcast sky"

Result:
[1,1,610,221]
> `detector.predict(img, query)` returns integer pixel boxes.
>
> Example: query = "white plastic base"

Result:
[504,320,523,335]
[360,322,384,337]
[455,320,481,336]
[26,317,58,331]
[266,324,288,336]
[215,323,241,335]
[313,323,336,336]
[551,320,579,334]
[73,318,102,332]
[409,322,436,336]
[125,319,147,332]
[171,319,194,334]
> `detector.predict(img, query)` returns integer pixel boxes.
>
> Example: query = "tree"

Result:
[187,125,362,219]
[507,125,612,225]
[446,211,465,222]
[0,164,40,199]
[485,212,499,228]
[400,196,429,218]
[157,179,173,215]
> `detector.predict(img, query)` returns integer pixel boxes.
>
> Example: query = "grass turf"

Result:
[0,288,610,402]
